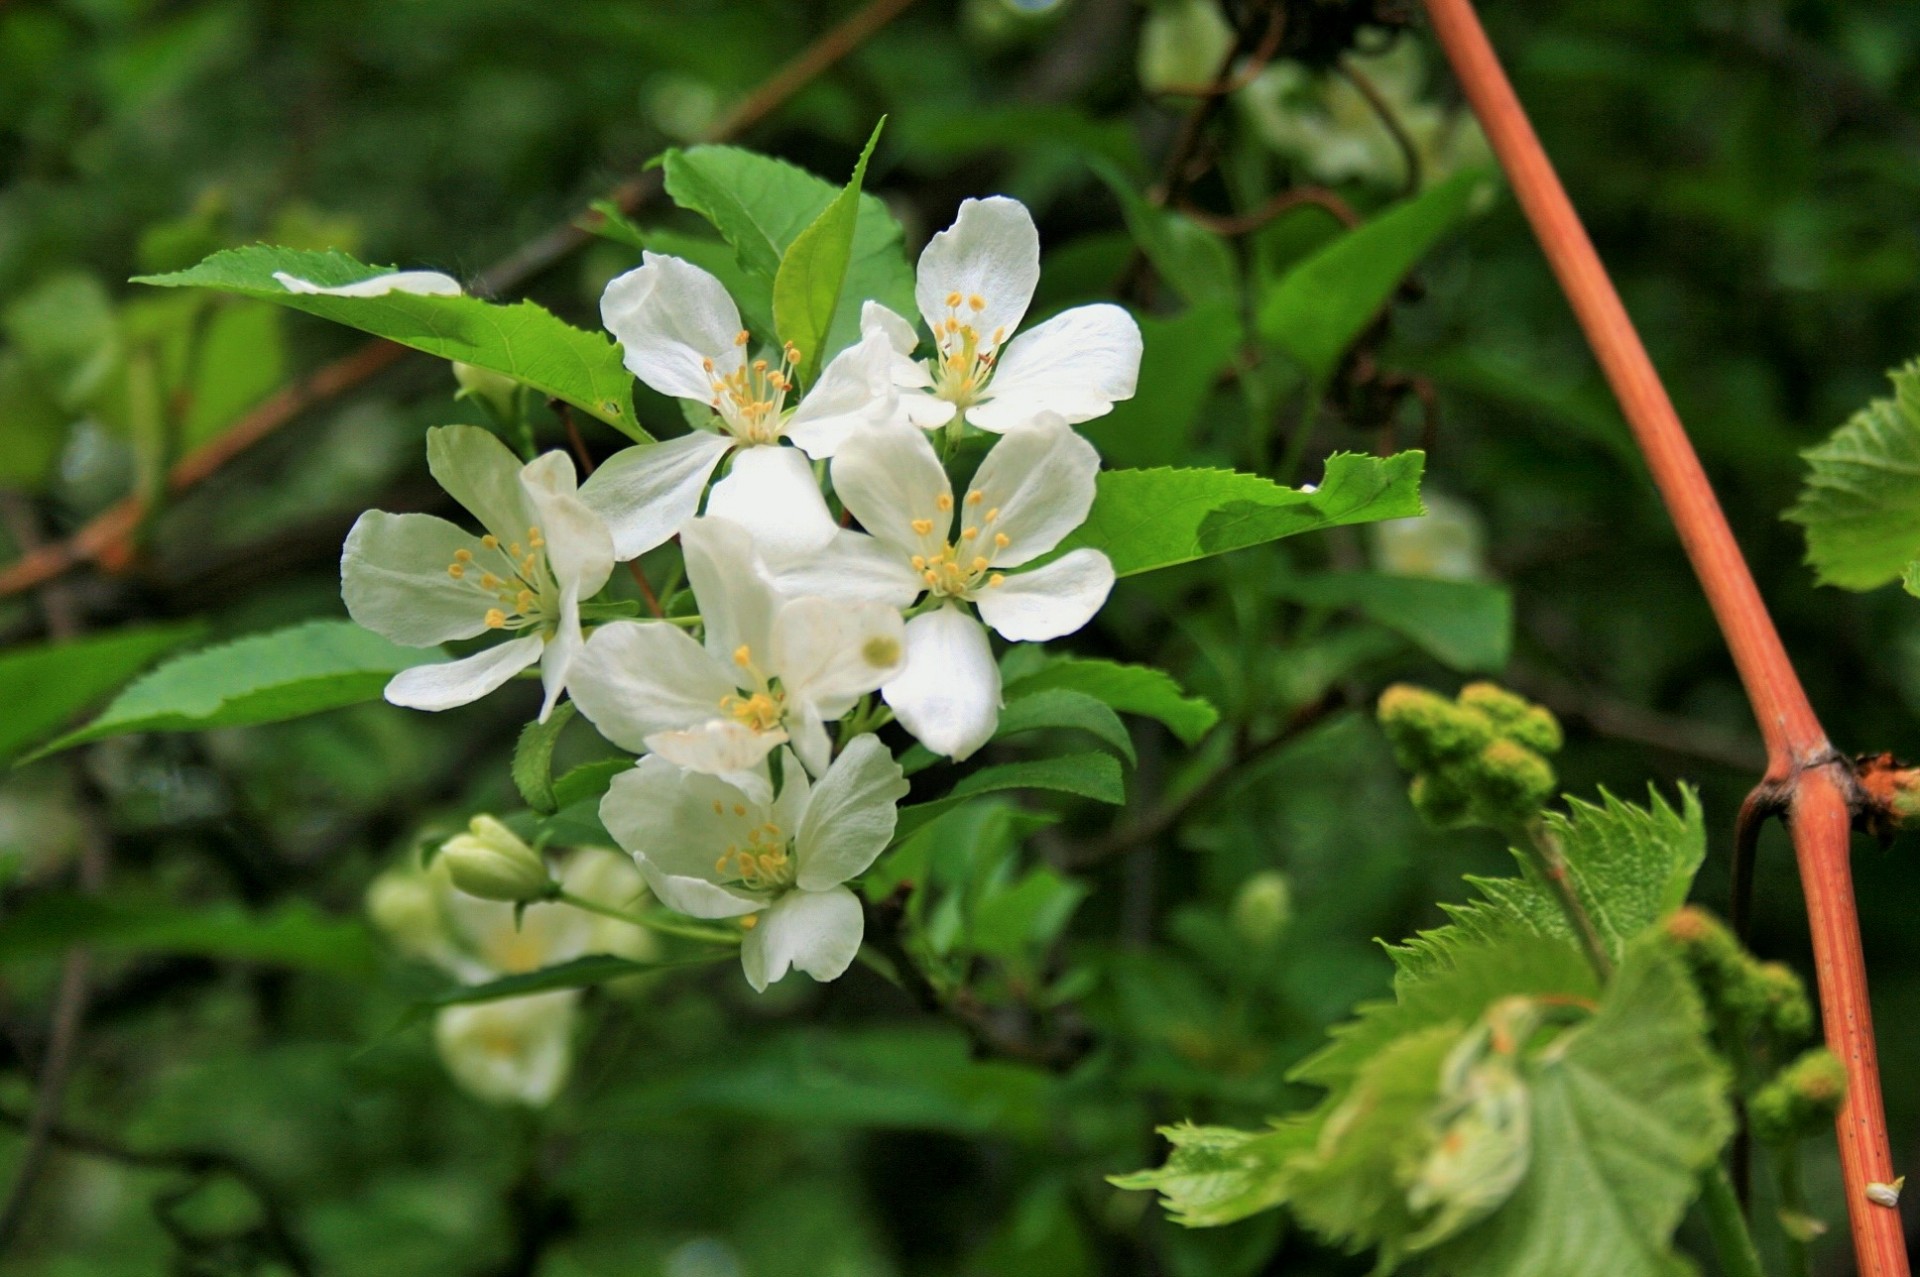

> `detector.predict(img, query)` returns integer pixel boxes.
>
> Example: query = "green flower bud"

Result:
[1138,0,1235,95]
[1462,738,1556,823]
[1754,961,1814,1042]
[1750,1049,1847,1145]
[1378,684,1494,771]
[452,362,520,424]
[1459,682,1562,754]
[1410,770,1473,829]
[1231,871,1293,947]
[440,816,553,903]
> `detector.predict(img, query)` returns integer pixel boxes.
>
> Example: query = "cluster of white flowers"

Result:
[348,196,1141,1008]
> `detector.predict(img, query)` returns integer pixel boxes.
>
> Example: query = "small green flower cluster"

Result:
[1749,1048,1848,1146]
[1377,682,1563,830]
[1664,905,1813,1042]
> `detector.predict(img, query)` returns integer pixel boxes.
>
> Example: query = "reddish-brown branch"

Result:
[1421,1,1907,1271]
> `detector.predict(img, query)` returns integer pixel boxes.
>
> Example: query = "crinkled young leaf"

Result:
[1055,451,1425,577]
[1274,571,1512,673]
[0,621,206,764]
[1109,1120,1316,1227]
[33,620,446,756]
[1005,656,1219,745]
[133,246,643,436]
[773,119,884,384]
[1786,360,1920,590]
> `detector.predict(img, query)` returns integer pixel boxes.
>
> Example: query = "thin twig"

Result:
[1336,57,1423,196]
[1176,186,1359,236]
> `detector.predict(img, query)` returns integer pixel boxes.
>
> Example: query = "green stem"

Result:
[554,891,741,946]
[1697,1163,1769,1277]
[1518,817,1615,984]
[1775,1141,1814,1277]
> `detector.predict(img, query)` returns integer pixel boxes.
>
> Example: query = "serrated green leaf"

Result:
[1274,572,1512,673]
[0,621,207,764]
[893,752,1125,845]
[661,143,916,361]
[1110,1121,1316,1228]
[551,757,630,811]
[1786,360,1920,590]
[34,620,445,756]
[133,246,644,436]
[1057,451,1425,577]
[773,119,883,384]
[0,893,377,976]
[1259,170,1491,383]
[511,701,575,816]
[1005,657,1219,745]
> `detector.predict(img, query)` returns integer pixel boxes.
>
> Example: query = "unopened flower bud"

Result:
[1378,684,1493,770]
[1750,1049,1847,1145]
[1464,738,1556,823]
[1138,0,1235,95]
[366,868,446,960]
[452,362,520,424]
[1754,961,1814,1042]
[1231,871,1293,947]
[440,816,553,902]
[1459,682,1562,755]
[1410,770,1473,829]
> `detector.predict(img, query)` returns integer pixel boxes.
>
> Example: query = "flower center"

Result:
[446,526,554,632]
[703,331,800,445]
[906,488,1009,598]
[712,817,795,893]
[930,292,1005,409]
[718,645,787,732]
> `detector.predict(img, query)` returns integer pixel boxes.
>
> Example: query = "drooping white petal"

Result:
[794,734,907,891]
[966,303,1143,433]
[704,446,839,561]
[784,703,833,779]
[433,992,575,1107]
[863,301,924,363]
[771,597,907,721]
[536,579,583,722]
[426,424,535,546]
[638,866,764,921]
[974,548,1114,642]
[915,197,1039,354]
[680,516,780,666]
[599,756,771,893]
[770,747,812,832]
[644,720,782,799]
[739,886,864,992]
[567,621,737,753]
[882,605,1000,760]
[341,511,493,645]
[275,270,462,297]
[966,420,1101,567]
[384,635,543,711]
[784,328,904,458]
[830,424,953,560]
[903,394,958,429]
[578,430,732,561]
[600,252,744,401]
[762,529,923,610]
[519,451,614,597]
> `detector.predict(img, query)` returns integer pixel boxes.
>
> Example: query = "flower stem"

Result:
[1697,1162,1769,1277]
[554,891,740,945]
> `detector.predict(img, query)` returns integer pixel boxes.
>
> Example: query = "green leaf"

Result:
[773,119,883,384]
[1057,451,1426,577]
[1005,657,1219,745]
[1786,360,1920,590]
[550,757,630,811]
[34,620,445,756]
[0,622,207,764]
[996,688,1136,763]
[661,143,916,361]
[1093,161,1237,308]
[0,349,71,491]
[894,752,1126,845]
[1110,1121,1316,1228]
[132,247,644,437]
[1089,301,1244,469]
[1259,170,1491,383]
[1273,572,1513,673]
[0,893,377,976]
[511,701,576,816]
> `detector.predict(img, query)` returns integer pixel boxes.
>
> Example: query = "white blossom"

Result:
[341,425,613,721]
[599,735,907,992]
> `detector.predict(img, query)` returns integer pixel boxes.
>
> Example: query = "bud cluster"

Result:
[1377,682,1563,830]
[1749,1048,1848,1146]
[1663,905,1813,1042]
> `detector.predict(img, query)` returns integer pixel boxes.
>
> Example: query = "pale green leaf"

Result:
[0,621,207,764]
[1786,360,1920,590]
[511,701,576,816]
[773,119,883,383]
[1005,657,1219,745]
[1274,571,1512,673]
[1110,1121,1315,1228]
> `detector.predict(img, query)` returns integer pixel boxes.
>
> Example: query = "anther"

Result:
[945,291,961,308]
[447,564,465,579]
[911,518,934,536]
[936,494,953,511]
[961,526,977,540]
[740,915,759,931]
[984,507,999,522]
[994,532,1010,548]
[454,548,473,562]
[733,804,747,817]
[485,608,508,628]
[733,644,752,667]
[988,573,1005,587]
[482,535,499,550]
[910,555,927,570]
[966,490,983,505]
[971,556,990,571]
[713,801,724,815]
[734,330,750,346]
[967,294,984,310]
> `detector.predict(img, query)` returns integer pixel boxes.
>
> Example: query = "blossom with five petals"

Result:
[600,735,907,992]
[342,424,613,721]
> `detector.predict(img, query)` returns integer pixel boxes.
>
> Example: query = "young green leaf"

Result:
[1005,657,1219,745]
[1786,360,1920,590]
[0,621,207,764]
[893,751,1126,845]
[898,687,1135,775]
[1109,1121,1316,1227]
[33,620,445,757]
[1055,451,1425,577]
[1259,170,1491,383]
[133,247,644,437]
[773,119,884,384]
[1274,572,1513,673]
[511,701,576,816]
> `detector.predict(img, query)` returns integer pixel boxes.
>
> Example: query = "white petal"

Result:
[275,269,462,297]
[536,580,583,722]
[882,605,1000,761]
[739,886,863,992]
[967,303,1142,433]
[638,866,762,920]
[785,704,833,779]
[578,431,732,561]
[644,720,782,796]
[519,451,614,597]
[424,424,533,545]
[784,329,904,459]
[763,529,923,610]
[600,756,772,893]
[794,734,907,890]
[974,548,1114,642]
[863,300,923,361]
[384,636,542,711]
[830,424,952,559]
[771,596,907,719]
[340,511,491,645]
[705,446,838,561]
[903,393,957,429]
[966,421,1101,567]
[567,620,736,752]
[680,516,780,666]
[915,196,1039,355]
[433,993,575,1107]
[599,252,744,401]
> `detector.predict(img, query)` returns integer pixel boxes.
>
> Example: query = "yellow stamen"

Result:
[945,291,962,308]
[911,518,934,536]
[994,532,1010,549]
[965,490,983,505]
[936,493,953,512]
[988,573,1005,587]
[740,914,759,930]
[454,548,473,562]
[967,293,984,311]
[733,645,752,667]
[485,608,508,628]
[447,564,465,579]
[482,535,499,550]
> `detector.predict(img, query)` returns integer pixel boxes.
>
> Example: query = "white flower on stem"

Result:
[599,735,907,992]
[863,196,1143,435]
[587,253,901,561]
[568,517,906,793]
[790,419,1114,760]
[342,425,614,721]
